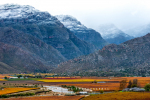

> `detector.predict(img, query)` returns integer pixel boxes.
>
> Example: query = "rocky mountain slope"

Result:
[0,4,96,73]
[56,15,108,49]
[97,24,134,44]
[55,33,150,76]
[0,4,96,59]
[0,27,67,73]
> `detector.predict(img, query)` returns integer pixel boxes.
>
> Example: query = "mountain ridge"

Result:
[0,4,97,73]
[0,4,96,60]
[56,15,108,49]
[97,24,134,44]
[54,33,150,76]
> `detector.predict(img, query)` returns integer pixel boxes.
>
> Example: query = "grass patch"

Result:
[6,78,38,81]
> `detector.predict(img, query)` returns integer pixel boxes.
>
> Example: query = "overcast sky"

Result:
[1,0,150,34]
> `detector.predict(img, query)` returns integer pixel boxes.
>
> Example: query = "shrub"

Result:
[131,84,137,88]
[127,79,139,88]
[114,90,119,92]
[92,80,97,83]
[100,90,104,94]
[61,85,67,88]
[34,84,38,87]
[4,77,7,79]
[144,84,150,91]
[0,94,9,98]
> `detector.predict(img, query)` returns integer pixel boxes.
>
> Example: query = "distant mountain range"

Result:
[0,4,97,73]
[55,15,108,49]
[124,23,150,37]
[97,24,134,44]
[54,33,150,76]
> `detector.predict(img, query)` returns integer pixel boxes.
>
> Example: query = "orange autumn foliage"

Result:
[83,92,150,100]
[58,77,150,91]
[59,83,120,91]
[0,74,11,79]
[2,96,84,100]
[0,88,38,95]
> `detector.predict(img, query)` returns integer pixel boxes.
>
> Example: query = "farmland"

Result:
[0,74,11,79]
[0,74,150,99]
[0,88,38,95]
[37,78,103,82]
[2,96,84,100]
[83,92,150,100]
[35,77,150,91]
[0,79,6,81]
[59,83,120,91]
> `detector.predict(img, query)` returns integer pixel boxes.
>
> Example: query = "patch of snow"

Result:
[97,24,132,39]
[55,15,89,31]
[0,4,48,19]
[0,4,62,26]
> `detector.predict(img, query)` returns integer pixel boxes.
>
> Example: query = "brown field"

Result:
[16,73,54,77]
[0,77,150,92]
[59,83,120,91]
[58,77,150,91]
[0,74,11,79]
[2,96,84,100]
[82,92,150,100]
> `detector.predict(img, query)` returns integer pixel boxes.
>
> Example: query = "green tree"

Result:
[4,76,7,79]
[127,80,132,88]
[128,79,139,88]
[144,84,150,91]
[100,90,104,94]
[131,84,137,88]
[17,75,22,79]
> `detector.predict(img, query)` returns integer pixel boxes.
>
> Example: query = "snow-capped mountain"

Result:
[55,15,87,31]
[0,4,97,73]
[0,4,59,25]
[97,24,134,44]
[0,4,39,18]
[56,15,108,49]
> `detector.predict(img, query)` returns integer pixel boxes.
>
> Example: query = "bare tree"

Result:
[119,79,127,90]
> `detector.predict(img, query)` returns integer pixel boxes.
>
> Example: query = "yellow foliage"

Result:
[0,88,38,95]
[0,79,6,81]
[0,96,84,100]
[37,79,103,82]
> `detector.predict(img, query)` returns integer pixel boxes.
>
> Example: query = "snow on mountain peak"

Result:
[56,15,78,22]
[55,15,87,31]
[0,4,46,19]
[97,24,130,39]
